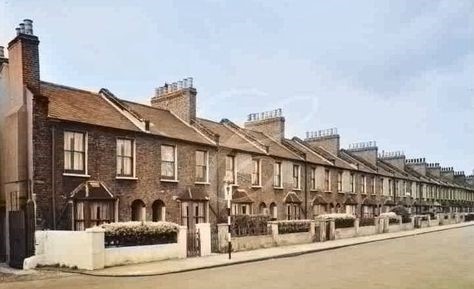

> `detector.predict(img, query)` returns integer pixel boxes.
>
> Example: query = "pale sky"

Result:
[1,0,473,174]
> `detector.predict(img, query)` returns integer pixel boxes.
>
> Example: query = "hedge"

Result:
[100,221,179,248]
[465,214,474,222]
[277,220,311,234]
[359,218,375,227]
[230,214,270,237]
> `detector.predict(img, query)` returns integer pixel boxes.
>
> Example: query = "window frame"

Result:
[225,155,236,185]
[63,130,88,176]
[337,171,343,192]
[195,150,209,184]
[310,167,317,190]
[274,162,282,188]
[251,158,261,187]
[160,144,178,181]
[292,164,301,189]
[324,169,330,192]
[116,138,136,178]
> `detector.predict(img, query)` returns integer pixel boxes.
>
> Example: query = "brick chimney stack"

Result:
[8,19,40,94]
[426,163,441,177]
[304,128,340,155]
[244,109,285,141]
[440,167,454,181]
[346,141,378,166]
[406,158,427,176]
[453,171,466,184]
[378,150,406,170]
[151,78,196,123]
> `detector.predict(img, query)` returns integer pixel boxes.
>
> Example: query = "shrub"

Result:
[230,214,270,237]
[100,221,179,248]
[388,218,399,225]
[359,218,375,227]
[402,216,412,223]
[335,218,355,228]
[465,214,474,222]
[277,220,311,234]
[380,212,397,218]
[317,213,355,229]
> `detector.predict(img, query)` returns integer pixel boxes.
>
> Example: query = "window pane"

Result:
[161,145,175,162]
[123,157,132,175]
[116,156,123,175]
[74,132,84,152]
[123,140,132,157]
[161,162,175,178]
[64,132,74,150]
[64,151,72,170]
[74,152,84,170]
[196,151,205,166]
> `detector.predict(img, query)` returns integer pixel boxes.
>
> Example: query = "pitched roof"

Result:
[283,139,334,166]
[42,81,140,132]
[122,101,215,146]
[339,150,378,174]
[243,129,303,161]
[196,118,264,154]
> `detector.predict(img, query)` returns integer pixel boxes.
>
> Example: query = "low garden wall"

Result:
[24,222,202,270]
[335,227,356,240]
[217,220,315,253]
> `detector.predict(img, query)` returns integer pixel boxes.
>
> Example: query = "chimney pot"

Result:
[0,46,4,58]
[23,19,33,35]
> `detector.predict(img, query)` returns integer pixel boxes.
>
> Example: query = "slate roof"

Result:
[122,101,215,146]
[196,118,264,154]
[339,150,378,174]
[243,129,303,161]
[284,139,334,166]
[42,81,140,132]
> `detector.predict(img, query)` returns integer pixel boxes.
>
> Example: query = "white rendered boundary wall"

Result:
[24,225,194,270]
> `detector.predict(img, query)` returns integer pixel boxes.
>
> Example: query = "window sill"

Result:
[274,186,284,190]
[292,188,302,191]
[251,185,262,189]
[161,179,179,183]
[195,182,210,185]
[63,173,90,178]
[116,176,138,180]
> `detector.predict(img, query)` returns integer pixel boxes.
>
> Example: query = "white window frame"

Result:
[251,159,262,187]
[274,162,283,188]
[337,171,343,192]
[195,150,209,184]
[310,168,317,190]
[116,138,137,179]
[325,169,331,192]
[225,155,237,186]
[160,144,178,182]
[63,130,89,177]
[293,164,301,190]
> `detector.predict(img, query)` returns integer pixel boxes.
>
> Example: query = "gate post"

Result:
[196,223,211,257]
[328,218,335,240]
[178,226,187,259]
[217,224,229,253]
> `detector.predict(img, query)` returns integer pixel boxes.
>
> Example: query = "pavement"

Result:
[5,224,474,289]
[62,221,474,277]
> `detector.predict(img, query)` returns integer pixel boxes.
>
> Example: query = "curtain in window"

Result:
[73,133,84,170]
[161,145,175,178]
[117,139,133,176]
[64,131,84,172]
[225,156,235,183]
[195,151,207,182]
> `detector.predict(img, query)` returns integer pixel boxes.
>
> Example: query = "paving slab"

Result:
[65,221,474,277]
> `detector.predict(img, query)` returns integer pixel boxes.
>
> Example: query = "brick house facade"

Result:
[1,20,474,266]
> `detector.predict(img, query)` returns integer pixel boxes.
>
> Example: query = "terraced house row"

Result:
[1,20,473,264]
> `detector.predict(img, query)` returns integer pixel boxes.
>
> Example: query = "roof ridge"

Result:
[289,138,334,166]
[121,99,173,113]
[221,119,269,154]
[341,149,378,171]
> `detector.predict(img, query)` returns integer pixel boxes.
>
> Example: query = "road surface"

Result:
[2,226,473,289]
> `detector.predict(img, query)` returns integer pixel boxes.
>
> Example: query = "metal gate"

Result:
[210,225,219,253]
[187,228,201,257]
[8,211,26,269]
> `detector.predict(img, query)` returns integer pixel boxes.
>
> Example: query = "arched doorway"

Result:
[258,202,267,215]
[152,199,165,222]
[269,202,277,220]
[131,199,146,221]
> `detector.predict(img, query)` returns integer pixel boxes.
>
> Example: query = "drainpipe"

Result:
[215,138,220,223]
[304,156,308,219]
[51,125,56,229]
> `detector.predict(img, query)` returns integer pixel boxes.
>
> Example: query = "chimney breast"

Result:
[244,108,285,141]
